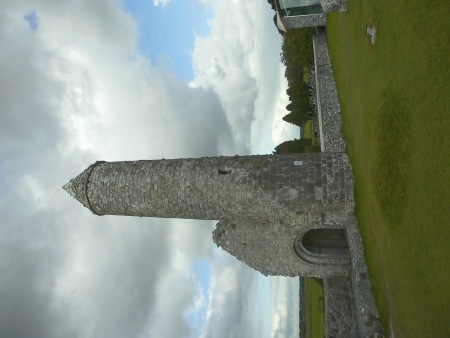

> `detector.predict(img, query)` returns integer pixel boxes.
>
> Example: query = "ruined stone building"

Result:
[64,30,383,337]
[63,152,354,279]
[270,0,347,31]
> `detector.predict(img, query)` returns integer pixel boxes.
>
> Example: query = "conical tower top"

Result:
[63,161,105,214]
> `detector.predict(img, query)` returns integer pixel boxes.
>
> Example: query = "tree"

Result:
[283,111,310,127]
[281,28,315,89]
[267,0,276,11]
[277,28,317,154]
[273,138,312,154]
[305,144,321,153]
[286,102,295,112]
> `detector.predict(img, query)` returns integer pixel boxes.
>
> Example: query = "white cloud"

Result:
[200,252,260,338]
[0,0,229,337]
[0,0,298,337]
[153,0,171,9]
[269,278,300,338]
[271,70,299,146]
[191,0,297,154]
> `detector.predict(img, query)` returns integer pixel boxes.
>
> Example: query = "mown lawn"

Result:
[304,277,325,338]
[326,0,450,336]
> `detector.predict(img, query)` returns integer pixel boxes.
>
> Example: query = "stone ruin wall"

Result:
[279,0,348,30]
[321,0,348,13]
[313,29,384,337]
[324,277,359,337]
[213,28,384,337]
[212,152,355,278]
[313,29,346,153]
[282,14,326,30]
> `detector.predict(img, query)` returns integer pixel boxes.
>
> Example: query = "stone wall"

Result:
[282,14,326,30]
[277,0,349,30]
[313,29,346,153]
[321,0,348,13]
[324,277,359,337]
[65,152,356,278]
[277,0,347,30]
[313,29,384,337]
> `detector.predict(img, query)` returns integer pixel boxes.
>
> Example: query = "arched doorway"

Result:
[294,228,350,265]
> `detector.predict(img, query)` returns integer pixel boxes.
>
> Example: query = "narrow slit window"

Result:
[218,168,232,175]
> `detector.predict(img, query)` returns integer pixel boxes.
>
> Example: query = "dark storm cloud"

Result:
[0,241,71,338]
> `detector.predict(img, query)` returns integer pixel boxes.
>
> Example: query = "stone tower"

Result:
[64,152,354,278]
[63,30,385,338]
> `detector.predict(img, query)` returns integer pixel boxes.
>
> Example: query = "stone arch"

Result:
[293,228,350,266]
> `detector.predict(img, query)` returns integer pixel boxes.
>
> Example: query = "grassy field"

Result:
[304,277,325,338]
[326,0,450,336]
[303,119,315,143]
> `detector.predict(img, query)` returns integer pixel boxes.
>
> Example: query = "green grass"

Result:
[304,277,325,338]
[326,0,450,336]
[303,119,315,143]
[303,71,310,83]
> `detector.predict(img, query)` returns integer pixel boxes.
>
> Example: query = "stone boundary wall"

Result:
[324,277,359,337]
[313,29,384,337]
[313,28,346,153]
[321,0,348,13]
[282,14,326,30]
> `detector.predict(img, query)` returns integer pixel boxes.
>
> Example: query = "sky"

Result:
[0,1,300,337]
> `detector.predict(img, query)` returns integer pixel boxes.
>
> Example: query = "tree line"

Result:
[274,28,319,154]
[281,28,315,129]
[266,1,319,154]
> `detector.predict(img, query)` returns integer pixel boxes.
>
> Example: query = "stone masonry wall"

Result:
[213,219,350,278]
[64,153,356,278]
[66,153,353,223]
[324,277,359,337]
[282,14,326,29]
[313,29,384,337]
[278,0,347,31]
[313,29,346,153]
[321,0,348,13]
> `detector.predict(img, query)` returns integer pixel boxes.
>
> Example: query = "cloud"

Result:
[190,3,300,333]
[0,1,230,337]
[0,241,68,338]
[191,0,296,154]
[153,0,171,9]
[269,278,300,338]
[0,0,298,337]
[200,252,260,338]
[199,253,299,338]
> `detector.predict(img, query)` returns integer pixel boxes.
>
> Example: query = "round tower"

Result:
[63,153,353,223]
